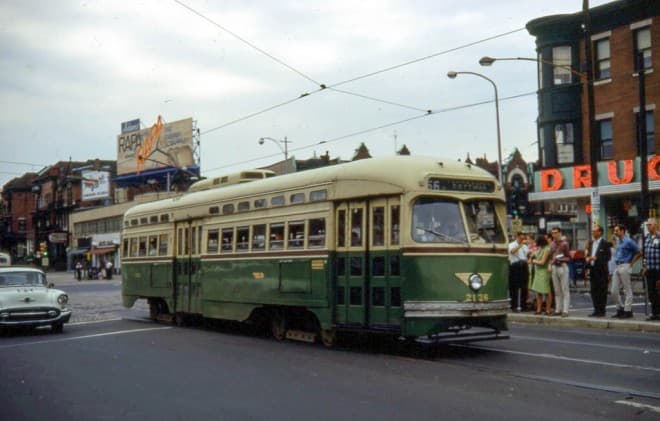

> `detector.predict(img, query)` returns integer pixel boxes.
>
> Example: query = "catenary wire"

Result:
[172,1,527,134]
[173,0,320,87]
[203,91,535,174]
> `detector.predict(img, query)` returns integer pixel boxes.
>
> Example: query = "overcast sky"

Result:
[0,0,611,188]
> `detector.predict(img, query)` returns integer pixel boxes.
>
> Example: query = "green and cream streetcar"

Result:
[121,156,509,346]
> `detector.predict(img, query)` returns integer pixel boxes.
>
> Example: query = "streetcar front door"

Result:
[174,221,203,315]
[335,201,367,326]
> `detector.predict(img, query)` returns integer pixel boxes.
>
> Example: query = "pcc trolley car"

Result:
[121,156,509,346]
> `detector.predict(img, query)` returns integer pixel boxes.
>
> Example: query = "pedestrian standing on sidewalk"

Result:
[642,218,660,321]
[550,227,571,317]
[611,224,641,319]
[508,232,529,312]
[530,234,552,315]
[585,225,611,317]
[75,261,83,281]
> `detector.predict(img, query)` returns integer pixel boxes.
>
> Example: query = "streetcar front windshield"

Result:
[462,199,505,244]
[412,197,505,244]
[412,198,467,243]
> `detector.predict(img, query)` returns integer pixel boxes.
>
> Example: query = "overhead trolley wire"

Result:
[203,90,535,174]
[173,0,321,87]
[174,0,527,135]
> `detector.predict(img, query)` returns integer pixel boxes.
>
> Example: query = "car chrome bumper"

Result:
[403,300,509,318]
[0,309,72,327]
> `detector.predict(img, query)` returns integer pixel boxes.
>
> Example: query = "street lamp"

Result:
[479,56,587,79]
[447,70,503,184]
[258,136,291,162]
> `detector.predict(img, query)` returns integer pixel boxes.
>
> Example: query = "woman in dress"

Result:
[530,234,553,314]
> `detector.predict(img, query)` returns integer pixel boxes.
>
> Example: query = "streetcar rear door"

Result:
[335,201,367,326]
[174,220,203,315]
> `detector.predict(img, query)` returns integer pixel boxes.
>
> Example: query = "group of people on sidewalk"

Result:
[508,217,660,322]
[73,259,114,281]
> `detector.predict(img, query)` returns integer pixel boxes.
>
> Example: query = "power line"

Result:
[0,160,47,167]
[173,0,527,135]
[203,91,535,174]
[173,0,321,87]
[328,27,526,89]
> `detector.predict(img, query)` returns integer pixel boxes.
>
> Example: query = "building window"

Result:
[598,119,613,160]
[595,38,611,80]
[539,128,549,167]
[637,110,655,155]
[555,122,575,164]
[552,46,572,85]
[634,27,652,71]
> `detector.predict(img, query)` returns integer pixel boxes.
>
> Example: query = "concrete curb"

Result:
[508,312,660,334]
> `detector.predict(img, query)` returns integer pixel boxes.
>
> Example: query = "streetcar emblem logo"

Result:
[454,272,492,287]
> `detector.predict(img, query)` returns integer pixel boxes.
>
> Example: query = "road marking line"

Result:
[510,334,660,353]
[0,326,172,349]
[615,400,660,413]
[69,318,123,326]
[454,344,660,373]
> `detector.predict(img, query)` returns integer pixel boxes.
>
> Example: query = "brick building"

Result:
[527,0,659,243]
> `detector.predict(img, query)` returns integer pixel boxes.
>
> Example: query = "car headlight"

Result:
[469,273,483,292]
[57,294,68,306]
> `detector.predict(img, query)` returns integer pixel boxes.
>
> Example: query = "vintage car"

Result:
[0,267,72,333]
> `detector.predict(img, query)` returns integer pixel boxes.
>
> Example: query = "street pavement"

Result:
[43,270,660,334]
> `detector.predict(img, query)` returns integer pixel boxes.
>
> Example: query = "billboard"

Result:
[81,170,111,201]
[117,117,194,176]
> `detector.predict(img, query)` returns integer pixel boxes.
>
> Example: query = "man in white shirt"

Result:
[508,232,529,312]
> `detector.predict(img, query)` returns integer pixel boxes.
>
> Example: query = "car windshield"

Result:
[0,271,47,287]
[412,198,467,244]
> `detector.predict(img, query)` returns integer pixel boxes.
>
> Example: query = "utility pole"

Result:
[583,0,599,226]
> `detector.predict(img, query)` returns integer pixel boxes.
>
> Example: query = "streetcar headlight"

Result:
[469,273,483,292]
[57,294,68,306]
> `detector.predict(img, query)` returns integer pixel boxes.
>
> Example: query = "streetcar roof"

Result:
[124,156,497,220]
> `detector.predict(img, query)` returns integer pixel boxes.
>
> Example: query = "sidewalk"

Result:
[508,282,660,334]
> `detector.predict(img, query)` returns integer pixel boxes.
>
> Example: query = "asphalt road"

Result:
[1,273,657,420]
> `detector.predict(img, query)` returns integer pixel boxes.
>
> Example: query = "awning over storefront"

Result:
[89,246,116,255]
[67,247,89,256]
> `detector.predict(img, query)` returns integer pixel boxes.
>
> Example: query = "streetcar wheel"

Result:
[320,328,337,348]
[271,314,286,341]
[174,313,186,327]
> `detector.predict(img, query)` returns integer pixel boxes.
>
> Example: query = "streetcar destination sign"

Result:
[427,177,495,193]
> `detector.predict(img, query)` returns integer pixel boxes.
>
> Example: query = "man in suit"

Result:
[585,224,611,317]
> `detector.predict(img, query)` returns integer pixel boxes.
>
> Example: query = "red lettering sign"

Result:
[649,156,660,180]
[572,165,592,188]
[541,169,563,191]
[607,160,634,184]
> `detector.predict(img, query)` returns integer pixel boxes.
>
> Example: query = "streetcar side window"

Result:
[138,236,147,257]
[350,208,363,247]
[252,224,266,251]
[269,223,285,250]
[159,234,168,256]
[372,206,385,246]
[129,238,138,257]
[290,193,305,204]
[177,229,183,255]
[221,228,234,253]
[390,205,400,246]
[207,229,219,254]
[337,210,346,247]
[236,226,250,252]
[308,218,326,248]
[191,227,197,255]
[122,239,129,258]
[148,236,158,256]
[288,221,305,249]
[271,196,285,207]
